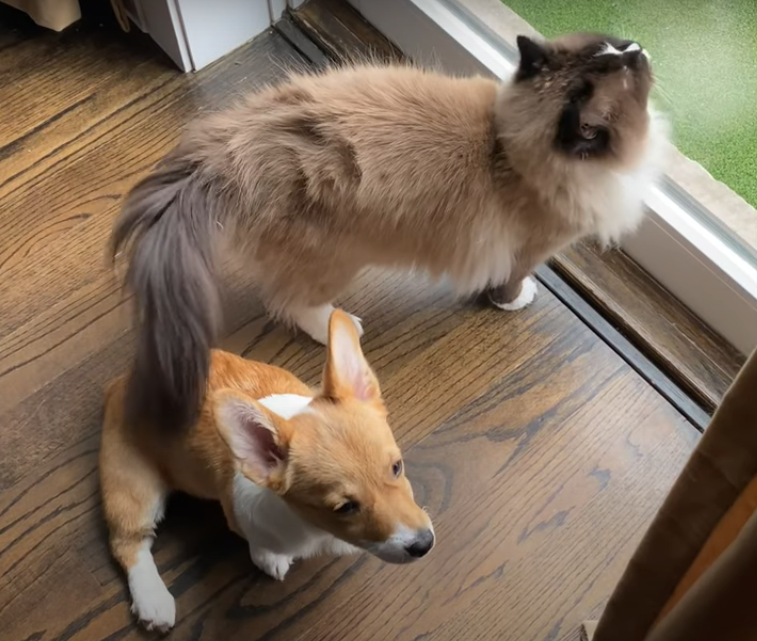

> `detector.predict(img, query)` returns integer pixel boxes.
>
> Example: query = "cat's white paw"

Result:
[348,313,364,337]
[250,548,292,581]
[492,276,537,311]
[289,304,363,344]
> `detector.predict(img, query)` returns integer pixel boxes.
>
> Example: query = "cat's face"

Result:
[515,33,653,164]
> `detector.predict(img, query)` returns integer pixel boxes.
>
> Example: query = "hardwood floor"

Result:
[553,241,744,413]
[0,5,699,641]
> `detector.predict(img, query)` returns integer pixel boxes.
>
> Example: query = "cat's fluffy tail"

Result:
[111,158,223,433]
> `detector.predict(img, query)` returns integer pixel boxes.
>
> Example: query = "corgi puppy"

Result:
[111,33,667,433]
[99,310,434,632]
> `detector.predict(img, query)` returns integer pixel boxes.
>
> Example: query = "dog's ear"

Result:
[214,391,293,488]
[321,310,383,409]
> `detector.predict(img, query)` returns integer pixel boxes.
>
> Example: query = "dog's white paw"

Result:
[250,548,292,581]
[492,276,537,311]
[130,580,176,633]
[128,547,176,633]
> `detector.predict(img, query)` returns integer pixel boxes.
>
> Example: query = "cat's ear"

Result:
[516,35,548,80]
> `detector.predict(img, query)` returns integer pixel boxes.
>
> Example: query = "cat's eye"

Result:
[335,500,360,515]
[392,459,403,477]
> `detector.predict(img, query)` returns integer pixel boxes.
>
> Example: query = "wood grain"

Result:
[552,242,745,413]
[0,25,310,410]
[292,0,403,62]
[0,7,698,641]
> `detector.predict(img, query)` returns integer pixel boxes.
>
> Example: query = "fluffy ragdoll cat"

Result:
[111,32,668,431]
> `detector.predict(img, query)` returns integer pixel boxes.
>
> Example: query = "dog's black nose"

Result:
[405,529,435,558]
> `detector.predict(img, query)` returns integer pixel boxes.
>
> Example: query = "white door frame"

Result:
[124,0,275,71]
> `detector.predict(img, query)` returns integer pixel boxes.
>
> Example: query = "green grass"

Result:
[502,0,757,207]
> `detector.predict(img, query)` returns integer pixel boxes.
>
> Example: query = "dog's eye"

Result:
[335,500,360,515]
[392,459,403,477]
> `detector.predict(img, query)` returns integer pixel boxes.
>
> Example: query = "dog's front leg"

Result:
[325,538,362,557]
[249,546,293,581]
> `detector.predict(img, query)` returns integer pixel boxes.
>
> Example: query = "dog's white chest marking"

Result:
[227,393,357,580]
[232,474,358,580]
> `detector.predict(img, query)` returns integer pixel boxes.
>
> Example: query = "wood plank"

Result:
[285,374,696,641]
[536,265,710,430]
[0,31,309,410]
[291,0,403,62]
[275,11,333,65]
[0,12,173,192]
[0,8,699,641]
[0,3,39,52]
[552,243,745,413]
